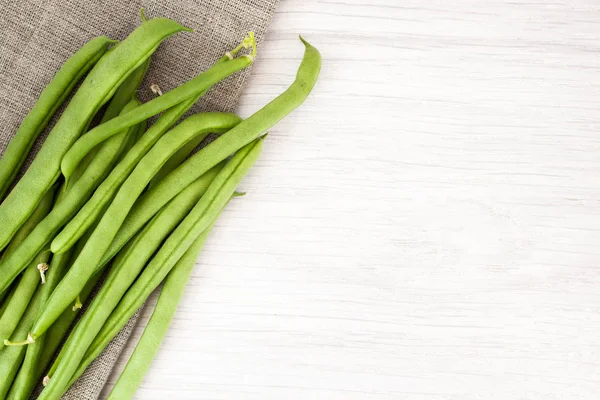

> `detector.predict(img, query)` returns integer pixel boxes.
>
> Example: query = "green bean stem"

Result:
[0,17,189,250]
[42,137,263,399]
[0,251,50,349]
[0,36,115,201]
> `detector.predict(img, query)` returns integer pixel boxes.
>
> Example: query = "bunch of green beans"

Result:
[0,9,320,398]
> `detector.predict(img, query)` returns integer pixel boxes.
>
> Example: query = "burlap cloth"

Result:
[0,0,278,398]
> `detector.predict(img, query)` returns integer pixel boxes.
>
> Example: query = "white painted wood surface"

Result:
[103,1,600,398]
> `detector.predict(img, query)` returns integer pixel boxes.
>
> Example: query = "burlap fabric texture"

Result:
[0,0,278,398]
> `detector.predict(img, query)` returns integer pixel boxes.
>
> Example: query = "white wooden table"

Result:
[104,1,600,398]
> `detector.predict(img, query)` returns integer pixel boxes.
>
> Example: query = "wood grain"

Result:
[102,0,600,398]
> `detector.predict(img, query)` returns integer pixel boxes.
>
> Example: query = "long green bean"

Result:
[97,162,222,273]
[0,17,189,250]
[0,36,115,200]
[7,235,99,400]
[106,37,321,256]
[6,245,74,399]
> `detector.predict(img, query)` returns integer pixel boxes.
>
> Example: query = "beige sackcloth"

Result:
[0,0,278,398]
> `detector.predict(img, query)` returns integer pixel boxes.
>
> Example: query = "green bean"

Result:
[49,95,199,255]
[0,284,42,398]
[0,17,189,250]
[42,138,263,399]
[30,113,241,342]
[0,99,142,296]
[0,186,56,351]
[105,203,229,399]
[60,33,257,178]
[44,164,224,390]
[110,37,321,252]
[95,154,222,271]
[0,36,115,201]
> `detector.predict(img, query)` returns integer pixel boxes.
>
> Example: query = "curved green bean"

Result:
[43,138,263,399]
[4,194,95,400]
[0,17,189,250]
[60,33,257,178]
[87,36,320,278]
[105,204,228,399]
[0,100,142,296]
[0,36,115,200]
[113,37,321,250]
